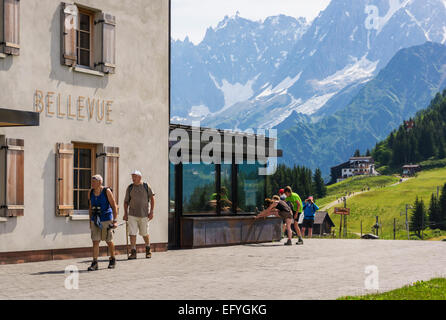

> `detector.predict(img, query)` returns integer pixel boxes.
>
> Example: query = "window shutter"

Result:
[0,0,20,56]
[94,12,116,74]
[99,146,119,204]
[60,2,77,66]
[1,138,24,217]
[55,143,74,216]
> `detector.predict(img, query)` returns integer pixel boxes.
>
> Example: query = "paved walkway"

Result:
[0,239,445,300]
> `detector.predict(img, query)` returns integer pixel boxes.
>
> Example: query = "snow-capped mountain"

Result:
[171,0,446,130]
[171,13,308,122]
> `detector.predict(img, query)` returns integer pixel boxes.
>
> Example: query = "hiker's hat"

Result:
[279,189,285,194]
[131,170,142,177]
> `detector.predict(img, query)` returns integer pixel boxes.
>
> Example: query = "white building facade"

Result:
[0,0,170,263]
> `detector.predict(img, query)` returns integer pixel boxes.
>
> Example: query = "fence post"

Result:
[393,218,396,240]
[360,220,363,238]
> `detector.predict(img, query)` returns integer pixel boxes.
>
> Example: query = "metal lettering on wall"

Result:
[34,90,113,124]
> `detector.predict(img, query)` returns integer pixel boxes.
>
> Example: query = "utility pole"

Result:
[343,197,347,238]
[393,218,396,240]
[401,204,413,240]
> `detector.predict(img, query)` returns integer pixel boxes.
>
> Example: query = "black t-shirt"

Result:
[275,200,291,213]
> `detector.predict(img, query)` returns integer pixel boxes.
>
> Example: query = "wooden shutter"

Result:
[60,2,77,66]
[94,12,116,74]
[0,0,20,56]
[99,146,119,204]
[55,143,74,216]
[1,138,24,217]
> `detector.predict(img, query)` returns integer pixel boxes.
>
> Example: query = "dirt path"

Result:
[321,178,411,212]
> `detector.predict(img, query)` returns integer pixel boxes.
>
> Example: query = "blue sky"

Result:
[171,0,332,44]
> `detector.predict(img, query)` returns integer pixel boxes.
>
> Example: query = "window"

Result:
[73,143,96,212]
[0,0,20,56]
[76,10,93,68]
[55,143,119,217]
[61,3,116,73]
[237,163,266,214]
[182,164,216,215]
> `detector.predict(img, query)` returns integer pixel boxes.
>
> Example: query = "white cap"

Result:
[131,170,142,177]
[92,174,103,183]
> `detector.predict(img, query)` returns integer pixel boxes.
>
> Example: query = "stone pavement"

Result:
[0,239,445,300]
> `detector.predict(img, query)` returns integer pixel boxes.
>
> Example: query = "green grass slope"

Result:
[317,175,400,208]
[339,278,446,300]
[325,167,446,239]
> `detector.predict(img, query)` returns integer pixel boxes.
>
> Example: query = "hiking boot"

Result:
[146,246,152,259]
[296,238,304,245]
[284,239,292,246]
[108,257,116,269]
[128,249,137,260]
[88,260,98,272]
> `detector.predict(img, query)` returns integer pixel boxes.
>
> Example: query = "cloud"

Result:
[172,0,331,44]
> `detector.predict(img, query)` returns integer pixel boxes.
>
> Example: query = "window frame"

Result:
[72,143,96,215]
[76,8,95,69]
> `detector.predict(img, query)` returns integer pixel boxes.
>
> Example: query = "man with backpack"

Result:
[123,170,155,260]
[88,175,119,271]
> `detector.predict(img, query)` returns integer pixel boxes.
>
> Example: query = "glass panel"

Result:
[169,163,175,214]
[73,191,78,210]
[79,13,90,32]
[183,164,216,215]
[79,170,92,189]
[78,148,91,169]
[74,170,78,189]
[79,49,90,67]
[74,148,79,168]
[79,32,90,50]
[237,163,266,214]
[79,191,89,210]
[220,164,233,214]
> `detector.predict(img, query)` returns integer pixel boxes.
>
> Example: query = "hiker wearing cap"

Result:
[88,175,119,271]
[123,170,155,260]
[279,189,286,201]
[255,196,295,246]
[284,186,304,245]
[301,196,319,238]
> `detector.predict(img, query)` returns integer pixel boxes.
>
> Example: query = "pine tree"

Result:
[410,197,427,237]
[428,193,441,230]
[366,149,371,157]
[353,149,361,157]
[439,183,446,230]
[313,168,327,199]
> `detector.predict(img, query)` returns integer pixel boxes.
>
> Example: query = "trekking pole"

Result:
[126,221,129,258]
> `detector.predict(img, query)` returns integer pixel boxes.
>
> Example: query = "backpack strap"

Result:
[127,184,134,203]
[143,183,150,202]
[127,183,152,203]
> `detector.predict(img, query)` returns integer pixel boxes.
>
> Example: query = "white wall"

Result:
[0,0,169,252]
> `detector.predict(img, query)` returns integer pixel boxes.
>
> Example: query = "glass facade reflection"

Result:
[182,164,217,215]
[171,162,267,216]
[219,164,233,214]
[237,163,266,214]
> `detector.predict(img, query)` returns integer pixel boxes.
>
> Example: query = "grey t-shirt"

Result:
[124,183,154,218]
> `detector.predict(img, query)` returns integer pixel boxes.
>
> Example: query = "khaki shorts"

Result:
[90,220,114,242]
[128,216,149,237]
[278,211,293,222]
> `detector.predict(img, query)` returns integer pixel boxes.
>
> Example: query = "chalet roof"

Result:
[349,156,374,162]
[302,211,336,227]
[403,165,421,169]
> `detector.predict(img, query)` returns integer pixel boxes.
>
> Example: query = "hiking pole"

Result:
[126,221,129,258]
